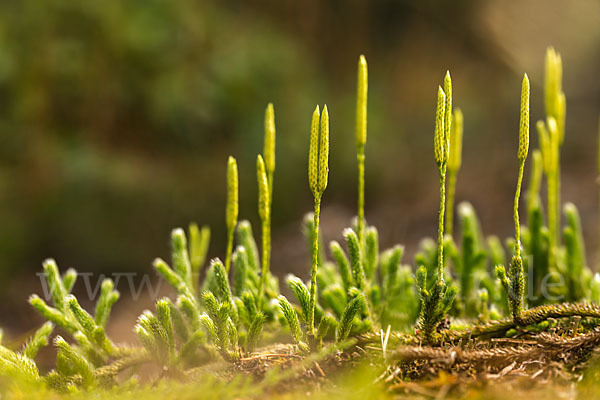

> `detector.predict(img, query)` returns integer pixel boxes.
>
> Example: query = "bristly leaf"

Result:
[199,313,219,344]
[316,313,337,341]
[278,295,304,345]
[22,322,54,359]
[42,259,68,312]
[54,336,95,387]
[287,275,311,323]
[202,291,220,321]
[330,240,353,291]
[167,298,190,342]
[138,311,170,364]
[241,291,258,321]
[232,246,248,296]
[29,295,77,333]
[156,298,175,359]
[178,293,200,325]
[337,292,366,341]
[210,259,233,306]
[172,228,193,288]
[66,295,96,338]
[62,268,77,294]
[344,228,366,291]
[246,312,265,352]
[94,278,119,328]
[416,266,427,295]
[364,226,379,280]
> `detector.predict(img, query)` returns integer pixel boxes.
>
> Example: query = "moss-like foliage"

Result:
[1,49,600,396]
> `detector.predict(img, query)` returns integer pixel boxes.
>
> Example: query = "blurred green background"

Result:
[0,0,599,334]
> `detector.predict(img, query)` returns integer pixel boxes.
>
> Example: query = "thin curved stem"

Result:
[357,152,365,244]
[225,228,234,273]
[437,163,447,280]
[514,161,525,257]
[446,170,457,237]
[308,197,321,335]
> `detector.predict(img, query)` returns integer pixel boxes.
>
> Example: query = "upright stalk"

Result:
[225,156,239,272]
[541,47,566,265]
[416,72,457,344]
[309,196,321,333]
[258,103,276,306]
[257,155,270,307]
[307,105,329,336]
[446,109,463,237]
[514,161,525,256]
[356,55,368,243]
[498,74,530,325]
[437,164,447,279]
[433,71,452,280]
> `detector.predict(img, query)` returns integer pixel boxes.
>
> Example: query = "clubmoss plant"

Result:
[257,103,276,307]
[355,55,368,244]
[537,47,566,269]
[446,108,463,237]
[307,105,329,339]
[496,74,530,325]
[436,72,452,280]
[0,322,53,384]
[257,154,270,306]
[30,259,119,358]
[225,156,239,272]
[6,49,600,395]
[416,72,457,343]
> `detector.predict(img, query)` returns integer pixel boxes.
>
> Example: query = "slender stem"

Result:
[514,161,525,257]
[547,167,556,267]
[446,170,456,237]
[357,152,365,244]
[258,219,270,308]
[308,196,321,334]
[225,228,234,273]
[257,171,273,308]
[437,163,447,281]
[267,171,274,206]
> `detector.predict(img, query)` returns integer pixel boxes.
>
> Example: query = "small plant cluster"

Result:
[2,48,600,393]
